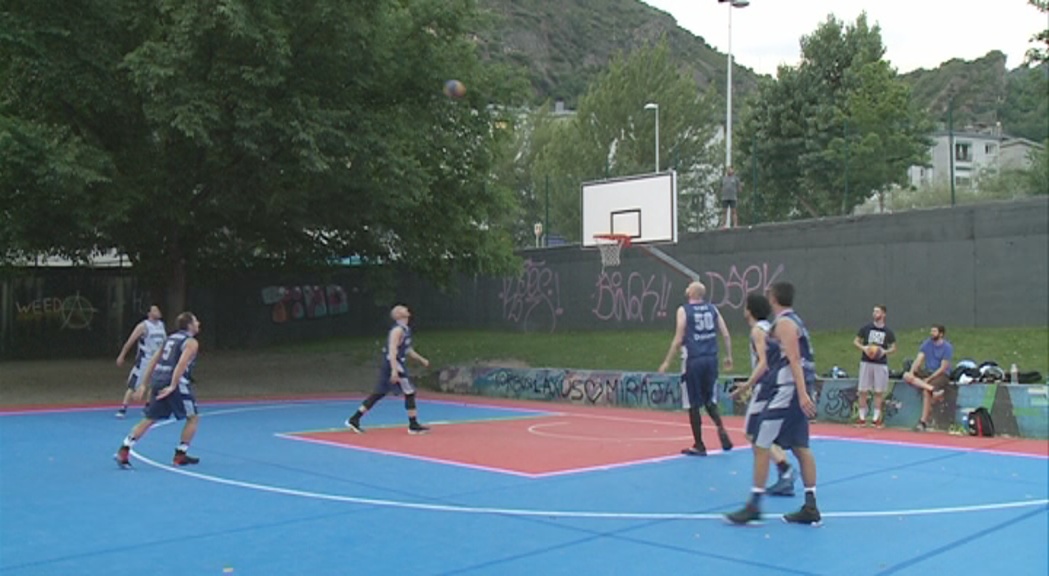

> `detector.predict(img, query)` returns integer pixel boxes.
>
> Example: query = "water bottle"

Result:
[1010,363,1019,385]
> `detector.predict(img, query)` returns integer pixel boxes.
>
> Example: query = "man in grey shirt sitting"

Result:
[721,166,740,229]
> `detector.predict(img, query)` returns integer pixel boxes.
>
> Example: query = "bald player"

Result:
[345,305,431,434]
[660,281,734,456]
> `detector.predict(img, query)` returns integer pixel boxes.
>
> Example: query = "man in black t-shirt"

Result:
[853,305,897,427]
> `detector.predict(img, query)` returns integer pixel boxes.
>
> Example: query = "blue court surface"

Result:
[1,397,1047,576]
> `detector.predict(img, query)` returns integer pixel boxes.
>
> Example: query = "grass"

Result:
[276,326,1049,377]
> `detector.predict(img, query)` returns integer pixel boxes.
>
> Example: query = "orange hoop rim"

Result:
[593,233,632,247]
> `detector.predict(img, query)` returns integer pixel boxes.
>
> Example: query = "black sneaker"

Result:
[913,420,928,432]
[345,417,364,434]
[115,446,131,468]
[115,408,127,419]
[724,503,761,525]
[681,444,707,456]
[173,450,200,466]
[718,430,733,452]
[782,504,822,526]
[408,423,430,435]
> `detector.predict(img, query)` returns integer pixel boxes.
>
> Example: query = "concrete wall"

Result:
[438,366,1049,439]
[407,196,1049,335]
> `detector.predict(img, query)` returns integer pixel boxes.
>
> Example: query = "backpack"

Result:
[967,407,995,437]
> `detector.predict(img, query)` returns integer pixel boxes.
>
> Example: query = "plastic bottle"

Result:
[1010,363,1019,385]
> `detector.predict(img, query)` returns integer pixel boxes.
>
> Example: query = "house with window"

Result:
[908,128,1045,190]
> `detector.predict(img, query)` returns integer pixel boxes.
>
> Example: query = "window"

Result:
[955,175,971,188]
[955,142,972,162]
[985,143,997,155]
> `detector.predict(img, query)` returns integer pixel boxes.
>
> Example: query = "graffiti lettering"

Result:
[591,271,672,323]
[499,259,563,332]
[705,263,785,310]
[14,292,97,330]
[261,284,348,324]
[466,368,681,410]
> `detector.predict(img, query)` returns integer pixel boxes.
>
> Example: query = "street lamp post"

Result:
[644,102,659,173]
[722,0,749,169]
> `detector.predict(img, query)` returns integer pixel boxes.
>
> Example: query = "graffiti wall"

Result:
[405,197,1048,334]
[438,367,1049,439]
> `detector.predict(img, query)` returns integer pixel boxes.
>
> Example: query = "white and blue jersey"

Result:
[151,331,198,391]
[683,301,721,359]
[375,323,415,395]
[744,320,775,438]
[769,310,816,387]
[753,310,815,450]
[682,301,722,406]
[144,330,199,421]
[126,319,167,390]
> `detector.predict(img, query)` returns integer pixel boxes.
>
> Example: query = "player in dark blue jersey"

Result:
[730,292,795,496]
[345,305,431,434]
[726,282,822,526]
[659,281,733,456]
[114,312,203,468]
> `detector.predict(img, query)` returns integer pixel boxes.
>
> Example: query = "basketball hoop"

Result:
[593,233,631,267]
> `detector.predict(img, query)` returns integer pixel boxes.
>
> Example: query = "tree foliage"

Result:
[519,40,721,241]
[1027,0,1049,65]
[1,0,523,311]
[735,14,932,220]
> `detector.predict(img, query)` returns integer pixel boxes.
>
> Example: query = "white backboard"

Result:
[581,171,677,247]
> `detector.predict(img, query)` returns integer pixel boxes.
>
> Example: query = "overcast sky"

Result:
[642,0,1043,76]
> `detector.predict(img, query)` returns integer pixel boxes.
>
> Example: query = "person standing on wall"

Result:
[720,166,741,229]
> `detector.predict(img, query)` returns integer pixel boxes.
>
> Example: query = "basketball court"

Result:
[1,395,1046,575]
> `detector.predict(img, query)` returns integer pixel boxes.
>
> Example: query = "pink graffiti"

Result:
[591,271,672,322]
[499,259,563,332]
[704,263,785,310]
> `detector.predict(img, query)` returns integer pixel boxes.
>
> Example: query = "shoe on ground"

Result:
[913,421,928,432]
[853,416,866,427]
[115,446,131,468]
[766,475,796,497]
[408,423,431,435]
[115,409,126,419]
[718,430,733,452]
[724,503,761,525]
[173,450,200,466]
[345,418,364,434]
[874,416,884,429]
[681,445,707,457]
[782,504,822,526]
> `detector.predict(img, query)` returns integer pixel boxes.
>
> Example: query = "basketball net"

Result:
[593,234,630,268]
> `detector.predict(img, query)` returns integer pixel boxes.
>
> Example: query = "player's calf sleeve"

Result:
[404,393,417,411]
[362,393,384,411]
[688,406,703,445]
[704,402,725,427]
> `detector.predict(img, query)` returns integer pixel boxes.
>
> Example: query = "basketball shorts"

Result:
[744,381,768,439]
[858,362,889,393]
[144,380,198,421]
[374,366,416,396]
[683,356,719,407]
[753,383,811,450]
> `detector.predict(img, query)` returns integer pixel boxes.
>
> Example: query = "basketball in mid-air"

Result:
[443,79,466,99]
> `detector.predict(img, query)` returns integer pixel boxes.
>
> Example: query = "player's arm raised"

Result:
[116,322,145,366]
[659,306,687,373]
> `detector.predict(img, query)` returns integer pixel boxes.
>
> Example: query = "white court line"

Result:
[130,404,1049,521]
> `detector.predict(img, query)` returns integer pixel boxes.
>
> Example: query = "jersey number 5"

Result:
[161,340,177,361]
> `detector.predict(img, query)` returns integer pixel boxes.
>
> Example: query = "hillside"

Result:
[474,0,761,105]
[901,51,1049,142]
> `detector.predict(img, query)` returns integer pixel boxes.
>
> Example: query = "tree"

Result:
[526,40,721,241]
[1,0,522,313]
[735,14,931,219]
[1027,0,1049,65]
